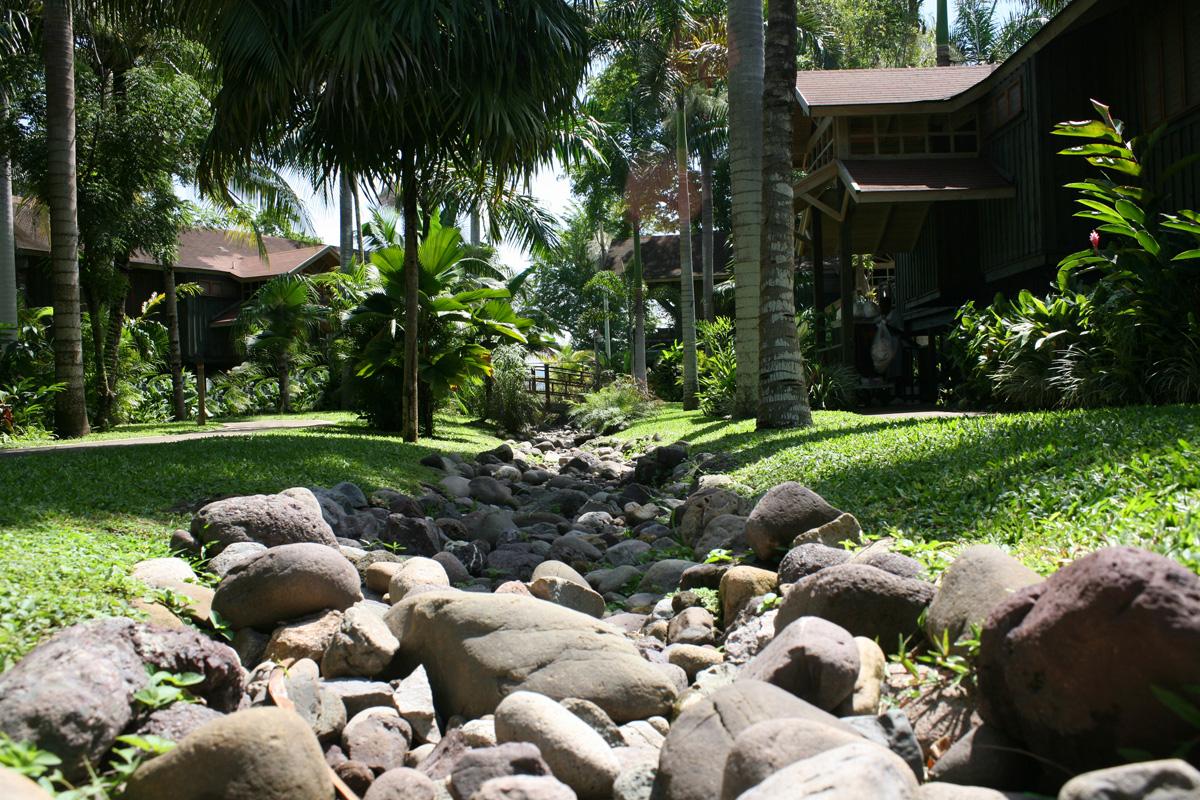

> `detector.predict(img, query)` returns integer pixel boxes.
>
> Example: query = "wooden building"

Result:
[13,206,339,368]
[791,0,1200,397]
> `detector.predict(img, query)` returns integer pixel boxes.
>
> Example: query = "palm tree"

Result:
[42,0,89,437]
[0,6,24,344]
[758,0,812,429]
[235,274,325,413]
[727,0,762,418]
[339,171,355,272]
[196,0,590,443]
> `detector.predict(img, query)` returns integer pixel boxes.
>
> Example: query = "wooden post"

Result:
[196,361,207,426]
[812,211,825,352]
[839,207,856,368]
[543,363,551,409]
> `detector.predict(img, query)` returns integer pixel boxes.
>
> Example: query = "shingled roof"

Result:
[795,65,997,113]
[13,200,337,280]
[604,232,732,284]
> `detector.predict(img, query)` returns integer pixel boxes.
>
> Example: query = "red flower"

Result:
[1090,230,1101,253]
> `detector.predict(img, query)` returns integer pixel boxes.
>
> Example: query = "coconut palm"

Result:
[194,0,591,443]
[235,274,326,413]
[0,6,29,344]
[758,0,812,428]
[42,0,89,437]
[727,0,762,418]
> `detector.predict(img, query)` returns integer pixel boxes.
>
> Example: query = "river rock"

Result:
[530,575,606,618]
[123,708,331,800]
[474,775,578,799]
[495,691,620,799]
[388,556,451,603]
[0,768,55,799]
[449,742,553,800]
[677,489,747,548]
[736,741,919,799]
[385,591,677,722]
[976,547,1200,776]
[719,566,777,624]
[264,610,343,663]
[362,767,438,800]
[321,604,401,678]
[775,563,935,646]
[740,616,859,712]
[190,488,336,552]
[211,542,362,629]
[637,559,697,595]
[0,618,242,781]
[778,543,852,584]
[342,707,412,773]
[924,545,1042,647]
[1058,758,1200,800]
[744,483,842,561]
[720,717,864,800]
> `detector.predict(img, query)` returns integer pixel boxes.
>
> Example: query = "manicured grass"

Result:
[0,415,502,668]
[0,410,353,449]
[615,405,1200,575]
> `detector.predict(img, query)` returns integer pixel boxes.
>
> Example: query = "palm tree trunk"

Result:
[0,92,16,344]
[101,277,128,424]
[758,0,812,429]
[277,354,291,413]
[354,180,364,264]
[676,94,699,411]
[400,150,420,442]
[163,265,186,421]
[631,217,647,387]
[340,170,354,272]
[700,146,715,322]
[84,286,111,427]
[43,0,90,437]
[728,0,764,419]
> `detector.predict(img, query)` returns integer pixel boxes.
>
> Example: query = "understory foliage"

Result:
[654,314,859,417]
[949,102,1200,409]
[568,376,657,433]
[487,344,542,433]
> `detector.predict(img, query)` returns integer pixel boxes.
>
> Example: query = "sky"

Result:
[293,0,1029,268]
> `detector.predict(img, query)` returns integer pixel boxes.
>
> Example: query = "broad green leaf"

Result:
[1172,249,1200,261]
[1114,199,1146,225]
[1052,119,1120,142]
[1059,143,1134,159]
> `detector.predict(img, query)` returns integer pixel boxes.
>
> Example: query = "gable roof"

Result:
[13,200,337,281]
[795,65,997,113]
[605,232,732,284]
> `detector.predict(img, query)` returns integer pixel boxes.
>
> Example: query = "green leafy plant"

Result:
[132,665,205,710]
[568,376,657,433]
[0,732,64,785]
[703,548,738,565]
[756,591,782,614]
[487,343,542,433]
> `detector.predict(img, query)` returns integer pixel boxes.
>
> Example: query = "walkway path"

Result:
[0,418,336,457]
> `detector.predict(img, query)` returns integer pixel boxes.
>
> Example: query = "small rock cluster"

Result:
[1,430,1199,800]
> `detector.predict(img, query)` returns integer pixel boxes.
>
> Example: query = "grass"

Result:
[0,410,350,450]
[0,414,502,668]
[614,405,1200,575]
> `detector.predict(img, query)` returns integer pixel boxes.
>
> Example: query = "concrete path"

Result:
[0,418,336,457]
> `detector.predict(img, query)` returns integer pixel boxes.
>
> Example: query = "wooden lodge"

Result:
[13,205,340,369]
[793,0,1200,399]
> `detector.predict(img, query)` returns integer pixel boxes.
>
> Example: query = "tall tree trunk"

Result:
[728,0,764,419]
[758,0,812,429]
[676,94,699,411]
[354,180,364,264]
[469,208,482,246]
[630,217,647,387]
[700,146,715,322]
[277,354,291,413]
[0,92,16,343]
[100,275,128,424]
[84,286,111,427]
[400,150,420,442]
[419,379,434,436]
[339,170,354,273]
[163,265,186,421]
[44,0,90,437]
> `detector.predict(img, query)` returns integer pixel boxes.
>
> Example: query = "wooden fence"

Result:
[527,363,592,408]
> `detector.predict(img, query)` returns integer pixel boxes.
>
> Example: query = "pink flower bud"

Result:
[1090,230,1101,252]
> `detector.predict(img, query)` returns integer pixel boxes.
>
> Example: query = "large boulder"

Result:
[0,618,242,781]
[123,708,332,800]
[976,547,1200,777]
[495,691,621,799]
[652,680,855,800]
[211,542,362,630]
[385,591,677,722]
[744,483,842,561]
[778,543,851,585]
[735,742,919,800]
[739,616,860,712]
[924,546,1042,647]
[775,563,935,646]
[190,488,337,552]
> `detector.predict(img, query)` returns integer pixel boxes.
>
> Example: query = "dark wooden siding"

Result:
[979,63,1044,278]
[897,202,980,314]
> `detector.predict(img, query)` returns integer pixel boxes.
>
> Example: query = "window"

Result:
[986,79,1023,131]
[846,113,979,156]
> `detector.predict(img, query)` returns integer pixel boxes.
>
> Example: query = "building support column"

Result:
[839,205,856,368]
[811,211,824,351]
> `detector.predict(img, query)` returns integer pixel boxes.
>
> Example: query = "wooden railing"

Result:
[527,363,593,408]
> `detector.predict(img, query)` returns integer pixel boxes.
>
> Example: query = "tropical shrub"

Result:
[569,376,656,433]
[695,317,737,417]
[948,101,1200,409]
[488,343,542,433]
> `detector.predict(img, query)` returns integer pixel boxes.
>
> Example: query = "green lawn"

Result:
[0,415,502,668]
[0,410,353,450]
[616,405,1200,575]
